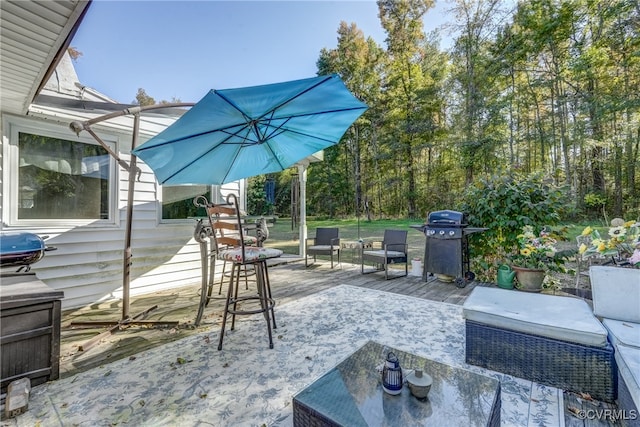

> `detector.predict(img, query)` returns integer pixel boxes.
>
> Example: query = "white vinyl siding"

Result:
[2,111,243,309]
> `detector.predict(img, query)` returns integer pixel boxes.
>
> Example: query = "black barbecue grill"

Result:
[418,210,487,288]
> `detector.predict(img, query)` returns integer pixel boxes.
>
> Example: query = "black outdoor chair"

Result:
[305,227,341,268]
[361,229,408,280]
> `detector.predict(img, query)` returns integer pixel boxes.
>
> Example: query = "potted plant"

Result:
[579,220,640,267]
[508,225,565,291]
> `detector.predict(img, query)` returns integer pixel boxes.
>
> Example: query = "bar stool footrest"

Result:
[228,295,275,315]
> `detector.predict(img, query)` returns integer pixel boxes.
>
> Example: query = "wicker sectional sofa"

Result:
[463,287,616,402]
[590,266,640,426]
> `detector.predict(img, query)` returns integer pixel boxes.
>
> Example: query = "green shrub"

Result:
[584,192,606,210]
[458,172,568,281]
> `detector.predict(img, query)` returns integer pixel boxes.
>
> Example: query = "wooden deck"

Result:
[59,257,489,379]
[45,258,620,426]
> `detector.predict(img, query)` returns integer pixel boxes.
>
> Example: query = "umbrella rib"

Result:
[255,105,367,143]
[160,137,231,183]
[261,136,287,172]
[220,143,246,184]
[160,124,259,183]
[134,102,366,152]
[267,105,368,121]
[215,75,336,126]
[134,122,246,151]
[256,75,335,121]
[217,75,365,127]
[257,111,286,142]
[134,74,369,184]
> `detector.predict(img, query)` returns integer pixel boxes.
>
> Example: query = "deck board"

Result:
[58,259,487,378]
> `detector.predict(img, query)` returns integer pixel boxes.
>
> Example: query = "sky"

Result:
[70,0,453,105]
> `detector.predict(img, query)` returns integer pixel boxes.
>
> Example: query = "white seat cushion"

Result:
[218,247,283,263]
[463,287,608,347]
[307,245,338,251]
[615,344,640,410]
[362,250,405,258]
[602,319,640,349]
[590,266,640,323]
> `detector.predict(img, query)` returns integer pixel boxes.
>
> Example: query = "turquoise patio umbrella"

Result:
[132,74,368,185]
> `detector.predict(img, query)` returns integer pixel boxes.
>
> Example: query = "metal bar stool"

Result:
[211,194,282,350]
[192,196,262,326]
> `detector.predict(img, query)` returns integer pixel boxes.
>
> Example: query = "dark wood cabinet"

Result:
[1,275,63,394]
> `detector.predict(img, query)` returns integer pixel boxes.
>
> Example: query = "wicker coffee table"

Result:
[293,341,500,426]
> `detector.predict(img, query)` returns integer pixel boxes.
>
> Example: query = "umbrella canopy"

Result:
[132,74,368,185]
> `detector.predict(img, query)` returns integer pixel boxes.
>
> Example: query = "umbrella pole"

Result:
[121,113,140,320]
[67,104,195,350]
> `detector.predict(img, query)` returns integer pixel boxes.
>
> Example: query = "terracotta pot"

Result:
[512,265,546,292]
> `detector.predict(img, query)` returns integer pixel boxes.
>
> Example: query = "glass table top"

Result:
[293,341,500,427]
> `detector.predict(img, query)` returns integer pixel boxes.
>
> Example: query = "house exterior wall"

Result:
[1,105,244,310]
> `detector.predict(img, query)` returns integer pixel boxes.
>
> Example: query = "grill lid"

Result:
[427,210,466,226]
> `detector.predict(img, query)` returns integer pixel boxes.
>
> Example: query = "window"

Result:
[18,132,110,220]
[161,185,214,220]
[5,117,115,225]
[161,184,245,221]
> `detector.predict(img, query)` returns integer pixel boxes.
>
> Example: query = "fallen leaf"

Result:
[129,356,137,361]
[305,356,312,361]
[177,357,187,364]
[530,398,539,403]
[203,336,210,344]
[104,370,112,377]
[223,362,230,368]
[139,400,145,407]
[567,406,581,417]
[199,393,208,399]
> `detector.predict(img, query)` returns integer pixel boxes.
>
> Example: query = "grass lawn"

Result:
[263,218,605,289]
[264,218,430,261]
[264,217,592,263]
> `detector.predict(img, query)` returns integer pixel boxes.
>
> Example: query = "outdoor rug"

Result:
[8,285,564,426]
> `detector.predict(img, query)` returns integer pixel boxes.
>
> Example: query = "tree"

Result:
[377,0,435,217]
[289,0,640,220]
[133,89,182,106]
[314,22,385,217]
[449,0,507,185]
[134,88,155,106]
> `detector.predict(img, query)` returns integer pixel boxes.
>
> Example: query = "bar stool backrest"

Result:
[206,193,246,262]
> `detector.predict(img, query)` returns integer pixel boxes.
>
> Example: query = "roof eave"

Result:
[23,1,93,115]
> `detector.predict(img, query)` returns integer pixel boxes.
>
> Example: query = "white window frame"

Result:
[2,115,119,227]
